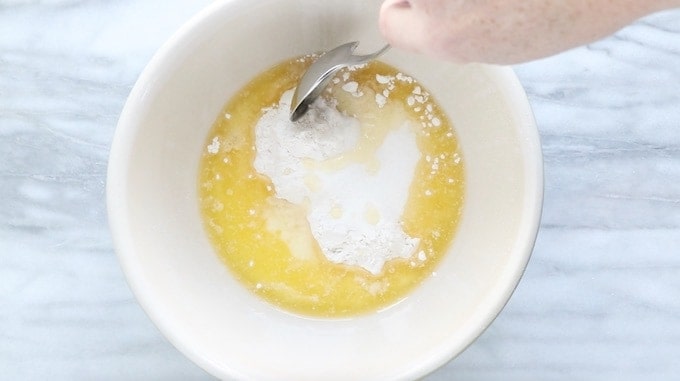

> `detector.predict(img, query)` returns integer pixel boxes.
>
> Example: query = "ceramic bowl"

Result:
[107,0,543,379]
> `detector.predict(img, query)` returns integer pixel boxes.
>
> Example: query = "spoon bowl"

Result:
[290,42,390,121]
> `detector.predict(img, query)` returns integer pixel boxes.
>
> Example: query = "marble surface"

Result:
[1,1,679,380]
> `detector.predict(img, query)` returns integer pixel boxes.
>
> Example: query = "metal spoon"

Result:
[290,42,390,121]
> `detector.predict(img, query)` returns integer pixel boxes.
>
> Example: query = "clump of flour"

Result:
[253,90,421,275]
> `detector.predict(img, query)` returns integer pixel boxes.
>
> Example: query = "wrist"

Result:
[641,0,680,14]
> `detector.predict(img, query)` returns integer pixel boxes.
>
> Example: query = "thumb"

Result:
[379,0,428,55]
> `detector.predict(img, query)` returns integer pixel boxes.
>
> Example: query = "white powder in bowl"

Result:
[253,90,420,275]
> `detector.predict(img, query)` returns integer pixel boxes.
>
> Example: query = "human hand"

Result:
[379,0,679,64]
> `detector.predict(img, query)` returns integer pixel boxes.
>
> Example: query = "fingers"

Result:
[379,0,428,55]
[382,0,411,8]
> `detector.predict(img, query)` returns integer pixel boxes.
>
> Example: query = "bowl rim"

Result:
[410,67,544,380]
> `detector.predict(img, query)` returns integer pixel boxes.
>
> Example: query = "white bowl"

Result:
[107,0,543,379]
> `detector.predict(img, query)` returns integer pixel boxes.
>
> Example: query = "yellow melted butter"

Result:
[198,57,464,317]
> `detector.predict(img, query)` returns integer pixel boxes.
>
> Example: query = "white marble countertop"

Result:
[2,1,679,380]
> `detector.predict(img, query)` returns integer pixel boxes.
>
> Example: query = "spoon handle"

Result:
[350,44,391,65]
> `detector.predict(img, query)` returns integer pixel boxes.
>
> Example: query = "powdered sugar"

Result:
[253,90,421,274]
[206,136,220,154]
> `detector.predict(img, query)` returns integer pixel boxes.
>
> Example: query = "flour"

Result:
[253,90,421,275]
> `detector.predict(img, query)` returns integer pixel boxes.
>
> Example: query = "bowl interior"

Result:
[108,0,542,380]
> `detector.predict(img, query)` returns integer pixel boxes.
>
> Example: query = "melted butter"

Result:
[198,57,465,317]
